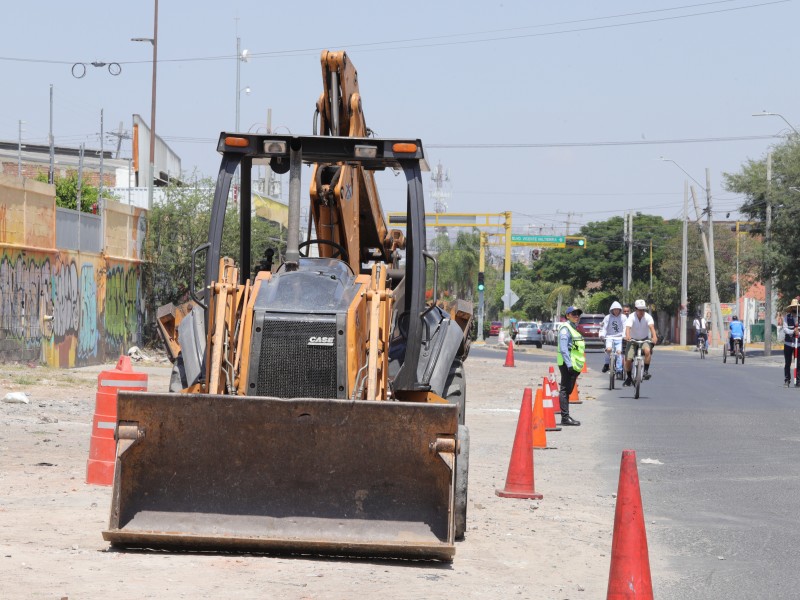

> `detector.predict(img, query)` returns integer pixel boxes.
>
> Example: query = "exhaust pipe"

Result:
[284,140,302,271]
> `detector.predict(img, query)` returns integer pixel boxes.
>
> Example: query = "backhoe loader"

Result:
[102,51,472,560]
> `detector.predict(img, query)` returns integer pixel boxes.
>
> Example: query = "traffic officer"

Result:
[557,306,585,426]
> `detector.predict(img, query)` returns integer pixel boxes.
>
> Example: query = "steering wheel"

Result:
[298,239,347,259]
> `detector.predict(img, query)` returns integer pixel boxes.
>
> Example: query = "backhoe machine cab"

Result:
[103,133,472,560]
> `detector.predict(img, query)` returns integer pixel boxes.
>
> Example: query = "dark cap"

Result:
[565,306,583,316]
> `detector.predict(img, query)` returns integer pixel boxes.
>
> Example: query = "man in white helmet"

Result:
[600,301,625,375]
[623,299,658,386]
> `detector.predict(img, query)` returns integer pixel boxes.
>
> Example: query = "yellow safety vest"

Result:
[557,321,586,372]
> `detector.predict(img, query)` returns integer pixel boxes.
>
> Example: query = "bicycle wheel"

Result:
[741,348,745,364]
[736,344,740,365]
[723,349,727,364]
[634,359,642,399]
[609,363,615,390]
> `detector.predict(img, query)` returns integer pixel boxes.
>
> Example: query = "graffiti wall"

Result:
[0,174,145,366]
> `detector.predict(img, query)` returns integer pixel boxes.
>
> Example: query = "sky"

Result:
[2,0,798,237]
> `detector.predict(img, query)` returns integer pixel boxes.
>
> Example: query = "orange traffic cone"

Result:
[503,338,515,367]
[531,388,551,449]
[607,449,653,599]
[496,387,542,499]
[569,381,583,404]
[581,361,588,373]
[541,378,561,431]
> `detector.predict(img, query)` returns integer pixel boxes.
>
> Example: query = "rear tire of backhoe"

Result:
[443,359,466,426]
[168,355,188,392]
[443,359,468,539]
[455,424,470,541]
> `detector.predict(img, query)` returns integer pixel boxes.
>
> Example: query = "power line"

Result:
[429,134,780,149]
[0,0,787,67]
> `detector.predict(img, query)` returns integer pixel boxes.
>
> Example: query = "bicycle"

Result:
[733,338,745,364]
[607,338,624,390]
[696,335,706,359]
[628,339,649,399]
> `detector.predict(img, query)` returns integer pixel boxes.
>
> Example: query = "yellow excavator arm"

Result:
[310,50,405,272]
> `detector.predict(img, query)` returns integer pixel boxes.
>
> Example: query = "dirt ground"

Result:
[0,350,621,599]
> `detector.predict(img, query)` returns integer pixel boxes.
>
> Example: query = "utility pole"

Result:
[691,185,721,348]
[99,109,105,207]
[76,143,85,212]
[622,212,628,295]
[627,212,633,295]
[17,120,24,177]
[77,143,84,251]
[48,84,55,184]
[765,152,773,356]
[680,180,688,346]
[478,233,486,342]
[649,238,653,291]
[705,168,725,345]
[502,211,516,324]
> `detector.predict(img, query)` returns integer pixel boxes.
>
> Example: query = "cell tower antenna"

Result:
[430,161,451,214]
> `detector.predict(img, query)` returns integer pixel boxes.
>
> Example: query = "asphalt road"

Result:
[587,346,800,599]
[474,340,800,597]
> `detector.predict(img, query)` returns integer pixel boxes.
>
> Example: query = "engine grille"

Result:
[255,317,339,398]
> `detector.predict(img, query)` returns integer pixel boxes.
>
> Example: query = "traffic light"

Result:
[477,272,485,291]
[565,236,586,248]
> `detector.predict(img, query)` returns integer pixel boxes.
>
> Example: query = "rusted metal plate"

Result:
[103,392,458,561]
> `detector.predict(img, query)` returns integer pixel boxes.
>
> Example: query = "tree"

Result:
[533,214,679,293]
[429,230,480,301]
[35,173,99,213]
[143,177,285,321]
[724,137,800,299]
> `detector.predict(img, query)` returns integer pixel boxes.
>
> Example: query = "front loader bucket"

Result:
[103,392,459,560]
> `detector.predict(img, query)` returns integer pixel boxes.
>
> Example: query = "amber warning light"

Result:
[392,142,417,153]
[224,136,249,147]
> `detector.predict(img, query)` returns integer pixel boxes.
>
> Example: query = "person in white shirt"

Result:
[623,299,658,386]
[692,314,708,352]
[600,301,625,374]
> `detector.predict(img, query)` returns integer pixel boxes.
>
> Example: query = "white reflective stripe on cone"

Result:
[99,379,147,389]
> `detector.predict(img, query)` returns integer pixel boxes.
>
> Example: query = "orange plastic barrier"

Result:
[86,356,148,485]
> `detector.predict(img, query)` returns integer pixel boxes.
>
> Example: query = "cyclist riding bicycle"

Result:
[693,313,709,352]
[600,301,625,374]
[623,299,659,386]
[728,315,745,356]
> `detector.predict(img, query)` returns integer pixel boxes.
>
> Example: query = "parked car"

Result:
[577,313,605,347]
[489,321,502,336]
[516,321,543,348]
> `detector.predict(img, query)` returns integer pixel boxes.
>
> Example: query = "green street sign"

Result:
[510,234,565,248]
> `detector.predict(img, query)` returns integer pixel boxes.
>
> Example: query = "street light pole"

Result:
[753,111,799,136]
[765,152,773,356]
[235,38,249,132]
[681,180,688,346]
[132,0,158,211]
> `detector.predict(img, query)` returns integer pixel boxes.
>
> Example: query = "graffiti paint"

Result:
[0,250,143,366]
[104,264,142,348]
[52,260,80,339]
[0,253,52,345]
[78,264,99,359]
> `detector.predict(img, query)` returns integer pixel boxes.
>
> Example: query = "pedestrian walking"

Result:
[557,306,585,426]
[783,298,800,387]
